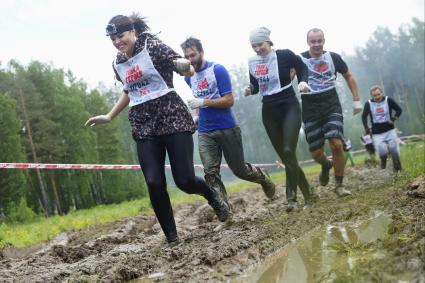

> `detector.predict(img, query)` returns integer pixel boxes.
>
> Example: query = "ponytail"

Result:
[129,12,150,36]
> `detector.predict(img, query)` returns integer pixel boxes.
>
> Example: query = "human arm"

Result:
[342,71,360,101]
[174,58,195,76]
[332,52,361,113]
[84,91,129,127]
[342,71,362,114]
[187,64,235,109]
[245,73,259,96]
[291,52,308,84]
[188,93,234,109]
[276,50,310,92]
[361,101,371,133]
[387,97,402,124]
[292,52,311,93]
[149,36,194,77]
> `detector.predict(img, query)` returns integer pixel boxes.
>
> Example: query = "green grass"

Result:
[0,198,152,247]
[395,141,425,182]
[0,191,211,248]
[1,141,423,248]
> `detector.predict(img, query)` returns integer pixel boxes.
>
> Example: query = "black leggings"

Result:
[262,99,310,202]
[136,132,212,241]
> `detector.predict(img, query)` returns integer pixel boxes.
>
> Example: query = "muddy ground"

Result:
[0,163,424,283]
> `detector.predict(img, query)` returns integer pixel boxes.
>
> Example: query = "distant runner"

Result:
[362,85,403,172]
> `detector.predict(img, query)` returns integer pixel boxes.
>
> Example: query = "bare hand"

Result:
[84,114,111,127]
[244,85,253,96]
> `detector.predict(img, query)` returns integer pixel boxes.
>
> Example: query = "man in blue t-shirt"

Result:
[181,37,276,204]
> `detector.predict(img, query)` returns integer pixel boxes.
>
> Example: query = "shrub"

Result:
[7,198,39,224]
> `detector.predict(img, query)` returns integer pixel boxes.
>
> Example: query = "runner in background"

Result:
[362,85,403,172]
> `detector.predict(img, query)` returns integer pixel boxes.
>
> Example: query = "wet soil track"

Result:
[0,165,424,282]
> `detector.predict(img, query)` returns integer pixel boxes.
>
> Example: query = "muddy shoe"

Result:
[304,189,319,209]
[207,187,231,222]
[310,187,320,202]
[319,162,333,186]
[259,168,276,199]
[303,203,314,210]
[334,185,351,197]
[166,238,180,248]
[286,201,299,212]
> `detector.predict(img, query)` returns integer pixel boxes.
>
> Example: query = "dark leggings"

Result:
[262,99,310,202]
[136,132,213,241]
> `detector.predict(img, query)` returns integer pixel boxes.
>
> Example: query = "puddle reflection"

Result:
[233,213,392,283]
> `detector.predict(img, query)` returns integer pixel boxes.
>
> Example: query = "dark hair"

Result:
[128,12,150,36]
[180,37,204,52]
[306,28,324,40]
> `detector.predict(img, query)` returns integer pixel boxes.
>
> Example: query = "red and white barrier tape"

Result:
[0,162,283,170]
[3,135,422,171]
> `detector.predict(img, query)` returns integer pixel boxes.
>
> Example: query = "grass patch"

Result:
[0,198,152,247]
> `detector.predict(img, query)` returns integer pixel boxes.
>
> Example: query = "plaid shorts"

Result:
[304,113,344,152]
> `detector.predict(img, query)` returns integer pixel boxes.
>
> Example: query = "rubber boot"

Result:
[380,155,387,169]
[392,156,402,172]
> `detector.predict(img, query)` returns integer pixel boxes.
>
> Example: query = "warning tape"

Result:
[1,135,422,171]
[0,162,282,170]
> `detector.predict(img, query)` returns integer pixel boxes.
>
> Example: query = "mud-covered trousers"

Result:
[198,125,266,193]
[136,132,215,242]
[372,129,402,171]
[262,97,311,203]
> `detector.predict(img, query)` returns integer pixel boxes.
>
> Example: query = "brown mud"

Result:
[0,165,423,283]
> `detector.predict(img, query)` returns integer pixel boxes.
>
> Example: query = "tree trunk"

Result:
[17,87,51,216]
[49,173,62,215]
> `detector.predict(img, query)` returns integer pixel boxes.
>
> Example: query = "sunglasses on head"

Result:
[106,23,134,36]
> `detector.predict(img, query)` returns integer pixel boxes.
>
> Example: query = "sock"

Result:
[335,175,343,186]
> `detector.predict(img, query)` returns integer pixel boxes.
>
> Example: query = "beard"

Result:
[194,60,203,71]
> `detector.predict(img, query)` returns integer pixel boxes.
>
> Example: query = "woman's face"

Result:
[110,30,136,57]
[251,41,272,56]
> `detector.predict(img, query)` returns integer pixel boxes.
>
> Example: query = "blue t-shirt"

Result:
[185,61,236,133]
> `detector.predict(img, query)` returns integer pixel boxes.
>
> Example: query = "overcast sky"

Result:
[1,0,423,100]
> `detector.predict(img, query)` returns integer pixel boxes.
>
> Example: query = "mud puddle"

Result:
[232,213,392,283]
